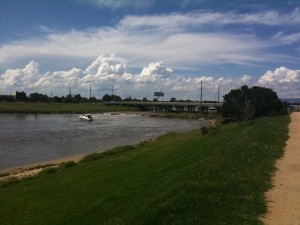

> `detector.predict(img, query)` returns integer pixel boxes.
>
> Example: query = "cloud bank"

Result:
[1,54,299,99]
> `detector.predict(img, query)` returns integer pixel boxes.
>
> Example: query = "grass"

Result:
[0,115,290,225]
[0,102,138,113]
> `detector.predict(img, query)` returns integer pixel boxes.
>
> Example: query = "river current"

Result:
[0,113,206,170]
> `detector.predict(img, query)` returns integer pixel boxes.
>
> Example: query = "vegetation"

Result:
[102,94,122,102]
[0,102,138,113]
[0,115,290,225]
[222,85,287,122]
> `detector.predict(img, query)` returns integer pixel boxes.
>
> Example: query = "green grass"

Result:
[0,102,138,113]
[0,115,290,225]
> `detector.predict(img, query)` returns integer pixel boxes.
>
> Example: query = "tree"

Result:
[102,94,122,101]
[63,94,73,103]
[29,92,49,102]
[73,94,82,103]
[222,85,286,121]
[89,97,97,102]
[51,96,62,103]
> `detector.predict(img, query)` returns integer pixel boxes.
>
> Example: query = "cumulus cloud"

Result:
[85,54,127,77]
[257,67,300,97]
[1,55,299,99]
[0,61,40,88]
[135,62,174,84]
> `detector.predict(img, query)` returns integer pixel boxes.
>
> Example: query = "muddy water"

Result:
[0,113,206,170]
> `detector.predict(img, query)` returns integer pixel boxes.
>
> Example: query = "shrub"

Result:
[40,167,58,175]
[59,161,77,169]
[80,153,105,162]
[201,126,209,135]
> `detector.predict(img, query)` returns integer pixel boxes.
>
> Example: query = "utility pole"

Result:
[217,85,220,103]
[200,80,203,105]
[89,84,92,99]
[98,88,101,100]
[111,85,114,96]
[69,87,72,96]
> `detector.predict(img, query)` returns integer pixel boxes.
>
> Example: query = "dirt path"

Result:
[262,112,300,225]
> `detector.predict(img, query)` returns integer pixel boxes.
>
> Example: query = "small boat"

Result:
[79,114,93,121]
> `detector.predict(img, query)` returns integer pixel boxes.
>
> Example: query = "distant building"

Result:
[12,91,27,101]
[0,91,27,102]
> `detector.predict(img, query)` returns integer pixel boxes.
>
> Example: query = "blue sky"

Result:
[0,0,300,99]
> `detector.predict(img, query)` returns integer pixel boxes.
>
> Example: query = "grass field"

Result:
[0,115,290,225]
[0,102,138,113]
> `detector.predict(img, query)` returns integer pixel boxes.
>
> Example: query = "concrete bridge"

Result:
[104,101,223,114]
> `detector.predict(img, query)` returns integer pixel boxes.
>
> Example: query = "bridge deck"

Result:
[104,101,223,113]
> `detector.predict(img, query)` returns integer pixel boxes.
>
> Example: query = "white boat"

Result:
[79,114,93,121]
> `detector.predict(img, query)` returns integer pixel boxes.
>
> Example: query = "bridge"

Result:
[104,101,223,114]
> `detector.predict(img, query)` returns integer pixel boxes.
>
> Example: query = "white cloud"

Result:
[76,0,155,9]
[0,61,40,88]
[257,67,300,97]
[273,31,300,44]
[119,9,300,30]
[1,10,298,72]
[85,54,127,77]
[135,62,174,84]
[1,55,299,100]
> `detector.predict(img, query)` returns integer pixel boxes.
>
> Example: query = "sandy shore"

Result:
[261,112,300,225]
[0,155,84,182]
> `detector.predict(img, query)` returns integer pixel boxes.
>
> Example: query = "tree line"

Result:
[28,93,99,103]
[27,93,208,103]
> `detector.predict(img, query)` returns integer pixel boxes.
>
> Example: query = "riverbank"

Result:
[0,154,85,182]
[0,102,138,114]
[262,112,300,224]
[0,115,289,225]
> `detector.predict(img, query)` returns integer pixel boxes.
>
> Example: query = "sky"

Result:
[0,0,300,100]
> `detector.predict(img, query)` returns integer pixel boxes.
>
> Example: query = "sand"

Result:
[261,112,300,225]
[0,155,84,182]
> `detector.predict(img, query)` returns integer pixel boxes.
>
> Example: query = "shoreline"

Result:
[0,154,85,181]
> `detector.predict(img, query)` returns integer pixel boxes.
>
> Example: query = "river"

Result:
[0,113,207,170]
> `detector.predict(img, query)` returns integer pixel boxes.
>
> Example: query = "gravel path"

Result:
[262,112,300,225]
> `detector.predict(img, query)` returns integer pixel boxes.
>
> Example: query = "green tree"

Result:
[73,94,82,103]
[29,92,49,102]
[102,94,122,101]
[222,85,286,121]
[63,94,73,103]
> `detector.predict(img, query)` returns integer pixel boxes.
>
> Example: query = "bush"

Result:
[80,153,105,162]
[40,167,58,175]
[201,126,209,135]
[59,161,77,169]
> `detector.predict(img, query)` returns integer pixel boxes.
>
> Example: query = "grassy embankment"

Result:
[0,102,137,113]
[0,115,289,225]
